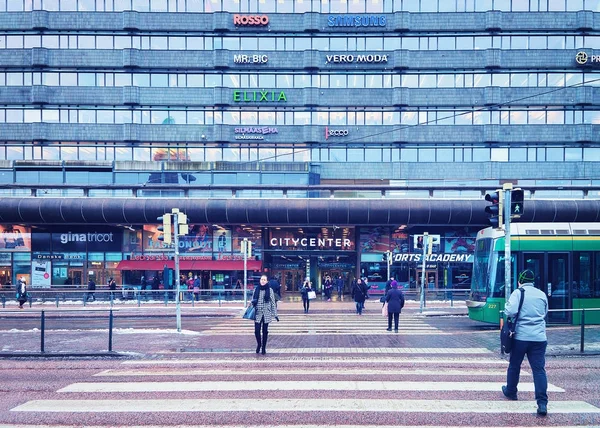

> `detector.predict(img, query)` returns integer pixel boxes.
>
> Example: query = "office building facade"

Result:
[0,0,599,295]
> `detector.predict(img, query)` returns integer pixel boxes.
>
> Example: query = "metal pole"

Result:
[243,238,248,308]
[40,310,45,353]
[173,212,181,333]
[108,309,114,352]
[580,309,585,353]
[504,183,513,302]
[387,250,391,282]
[420,233,428,314]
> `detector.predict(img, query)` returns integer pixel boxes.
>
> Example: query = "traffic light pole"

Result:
[503,183,513,302]
[173,212,181,333]
[419,233,428,314]
[243,238,248,308]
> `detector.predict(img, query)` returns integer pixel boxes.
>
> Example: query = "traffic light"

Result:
[485,190,503,229]
[157,214,172,244]
[177,212,189,236]
[511,188,524,218]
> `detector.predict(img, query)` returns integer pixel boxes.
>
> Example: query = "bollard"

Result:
[450,290,454,307]
[2,295,5,308]
[164,292,168,306]
[83,295,87,306]
[108,309,114,352]
[55,295,59,308]
[580,309,585,353]
[137,293,141,307]
[29,297,32,308]
[40,310,45,353]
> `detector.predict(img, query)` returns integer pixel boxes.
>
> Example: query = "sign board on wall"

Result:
[31,260,51,288]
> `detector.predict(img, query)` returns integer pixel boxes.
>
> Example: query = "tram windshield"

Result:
[471,238,493,301]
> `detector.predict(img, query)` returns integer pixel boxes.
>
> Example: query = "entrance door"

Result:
[522,252,570,324]
[416,270,438,289]
[69,269,83,286]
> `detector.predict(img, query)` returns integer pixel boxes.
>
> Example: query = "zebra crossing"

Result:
[203,310,446,335]
[8,310,600,426]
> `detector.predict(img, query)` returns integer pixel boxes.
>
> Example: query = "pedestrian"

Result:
[300,278,312,313]
[268,276,281,302]
[152,275,160,299]
[353,278,367,315]
[336,275,344,300]
[16,277,27,309]
[193,275,200,301]
[108,277,116,299]
[86,278,96,302]
[385,276,395,293]
[385,280,405,332]
[324,275,333,301]
[502,269,549,417]
[251,275,278,355]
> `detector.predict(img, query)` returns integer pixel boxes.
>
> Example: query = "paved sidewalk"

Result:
[0,299,598,358]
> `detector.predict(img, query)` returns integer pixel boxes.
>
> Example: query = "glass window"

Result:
[61,73,77,86]
[472,148,490,161]
[565,147,582,161]
[419,149,435,162]
[583,147,600,161]
[401,148,417,161]
[438,37,455,50]
[491,147,509,161]
[258,37,275,50]
[151,74,168,87]
[151,37,168,50]
[6,73,23,86]
[133,73,149,87]
[474,36,492,49]
[547,147,564,161]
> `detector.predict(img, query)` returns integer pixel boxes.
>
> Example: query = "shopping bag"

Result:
[381,302,388,317]
[242,305,256,320]
[307,291,317,300]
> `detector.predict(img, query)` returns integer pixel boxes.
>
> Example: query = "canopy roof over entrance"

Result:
[0,198,598,225]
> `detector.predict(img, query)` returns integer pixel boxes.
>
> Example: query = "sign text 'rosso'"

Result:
[233,15,269,26]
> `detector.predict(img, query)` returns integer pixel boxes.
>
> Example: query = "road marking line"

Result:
[122,357,507,365]
[94,368,511,377]
[58,381,564,393]
[11,399,596,413]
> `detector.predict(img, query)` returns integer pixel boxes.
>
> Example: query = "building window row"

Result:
[0,71,596,90]
[2,0,600,13]
[0,107,598,126]
[0,143,598,163]
[1,34,598,51]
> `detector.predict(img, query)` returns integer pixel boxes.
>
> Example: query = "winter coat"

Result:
[252,285,278,324]
[385,288,405,313]
[353,282,368,303]
[16,281,27,303]
[300,284,312,301]
[87,280,96,291]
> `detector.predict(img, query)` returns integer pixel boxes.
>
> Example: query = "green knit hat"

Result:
[518,269,535,284]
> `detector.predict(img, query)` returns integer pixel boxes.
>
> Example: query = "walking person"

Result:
[336,275,344,300]
[193,275,200,301]
[353,278,367,315]
[300,278,313,313]
[385,280,405,332]
[251,275,278,355]
[86,277,96,302]
[16,278,27,309]
[502,269,549,417]
[268,276,281,302]
[108,277,116,300]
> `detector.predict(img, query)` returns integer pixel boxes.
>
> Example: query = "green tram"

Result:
[467,223,600,325]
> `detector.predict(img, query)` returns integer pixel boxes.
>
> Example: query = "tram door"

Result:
[522,252,570,324]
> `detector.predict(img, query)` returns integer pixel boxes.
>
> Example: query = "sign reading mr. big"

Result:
[233,15,269,26]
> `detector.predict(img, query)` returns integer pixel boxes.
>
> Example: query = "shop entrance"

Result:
[0,268,12,287]
[272,269,304,293]
[69,269,83,286]
[416,269,438,291]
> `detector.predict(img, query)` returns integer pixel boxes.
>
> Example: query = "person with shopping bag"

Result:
[384,280,405,332]
[300,278,314,313]
[251,275,278,355]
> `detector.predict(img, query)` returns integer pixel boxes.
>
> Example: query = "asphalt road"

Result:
[0,300,599,427]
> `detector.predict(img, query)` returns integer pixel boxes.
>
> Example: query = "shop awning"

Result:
[116,260,262,271]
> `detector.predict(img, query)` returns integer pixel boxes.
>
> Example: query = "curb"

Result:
[0,352,133,358]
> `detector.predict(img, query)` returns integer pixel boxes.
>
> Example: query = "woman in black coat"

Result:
[353,278,367,315]
[300,279,312,313]
[385,280,405,332]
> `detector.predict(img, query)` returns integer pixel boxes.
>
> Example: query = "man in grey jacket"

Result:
[502,269,549,416]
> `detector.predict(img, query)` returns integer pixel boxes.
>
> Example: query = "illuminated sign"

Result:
[233,90,287,102]
[575,51,600,66]
[327,15,386,27]
[234,54,268,64]
[326,54,388,64]
[325,126,348,140]
[234,14,269,26]
[384,253,473,263]
[234,127,278,140]
[270,237,352,249]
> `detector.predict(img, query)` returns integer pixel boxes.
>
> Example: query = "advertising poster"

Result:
[359,227,391,253]
[213,228,232,253]
[143,224,213,253]
[444,229,476,253]
[31,260,51,288]
[0,225,32,251]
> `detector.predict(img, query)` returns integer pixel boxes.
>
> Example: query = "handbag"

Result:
[307,291,317,300]
[500,288,525,354]
[379,296,386,303]
[242,305,256,320]
[381,301,388,317]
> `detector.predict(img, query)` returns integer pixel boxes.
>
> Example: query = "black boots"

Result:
[261,331,268,355]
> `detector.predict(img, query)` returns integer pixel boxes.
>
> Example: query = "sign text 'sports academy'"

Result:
[328,15,386,27]
[234,54,268,64]
[326,54,388,64]
[233,14,269,26]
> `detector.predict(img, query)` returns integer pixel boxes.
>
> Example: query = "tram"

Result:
[467,223,600,325]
